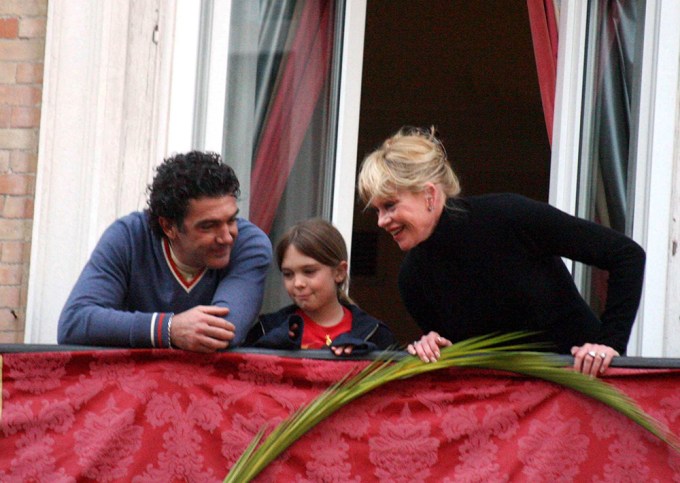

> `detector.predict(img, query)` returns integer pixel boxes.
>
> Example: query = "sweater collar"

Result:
[416,197,468,250]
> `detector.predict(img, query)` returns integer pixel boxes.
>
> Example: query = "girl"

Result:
[246,218,396,355]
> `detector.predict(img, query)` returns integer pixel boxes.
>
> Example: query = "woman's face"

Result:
[371,187,439,251]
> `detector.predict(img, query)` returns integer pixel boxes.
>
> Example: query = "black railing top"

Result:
[2,343,680,369]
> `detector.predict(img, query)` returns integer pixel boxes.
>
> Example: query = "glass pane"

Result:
[221,0,342,311]
[576,0,646,312]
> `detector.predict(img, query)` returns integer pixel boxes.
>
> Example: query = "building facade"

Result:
[0,0,46,343]
[1,0,679,356]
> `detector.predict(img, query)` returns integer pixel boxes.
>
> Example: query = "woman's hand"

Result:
[407,331,452,363]
[571,343,619,376]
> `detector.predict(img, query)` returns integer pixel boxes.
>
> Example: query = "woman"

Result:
[357,126,645,376]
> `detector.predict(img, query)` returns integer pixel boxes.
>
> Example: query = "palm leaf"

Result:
[224,332,680,482]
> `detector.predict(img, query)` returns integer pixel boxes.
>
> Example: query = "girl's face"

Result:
[280,245,347,317]
[370,185,440,251]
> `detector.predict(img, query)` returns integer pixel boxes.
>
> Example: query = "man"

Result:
[58,151,272,352]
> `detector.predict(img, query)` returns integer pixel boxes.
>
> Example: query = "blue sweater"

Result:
[58,211,272,348]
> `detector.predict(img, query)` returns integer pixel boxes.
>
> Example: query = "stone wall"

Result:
[0,0,47,342]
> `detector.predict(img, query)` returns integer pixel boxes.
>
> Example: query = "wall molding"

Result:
[26,0,176,343]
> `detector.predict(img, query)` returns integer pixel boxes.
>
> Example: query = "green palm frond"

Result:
[224,332,680,483]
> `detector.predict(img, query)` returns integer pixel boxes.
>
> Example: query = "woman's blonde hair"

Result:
[276,218,352,305]
[358,126,461,205]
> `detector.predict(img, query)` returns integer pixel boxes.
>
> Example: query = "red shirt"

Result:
[299,306,353,349]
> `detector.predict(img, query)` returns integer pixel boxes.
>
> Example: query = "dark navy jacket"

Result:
[245,303,397,355]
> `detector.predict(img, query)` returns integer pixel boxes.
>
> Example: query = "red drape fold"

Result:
[527,0,559,145]
[249,0,333,233]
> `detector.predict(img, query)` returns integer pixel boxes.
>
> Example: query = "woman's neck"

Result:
[420,198,446,244]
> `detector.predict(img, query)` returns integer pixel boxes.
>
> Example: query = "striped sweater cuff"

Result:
[150,312,172,348]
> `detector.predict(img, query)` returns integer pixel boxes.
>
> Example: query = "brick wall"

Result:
[0,0,47,343]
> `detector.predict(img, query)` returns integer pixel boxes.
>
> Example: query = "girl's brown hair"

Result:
[276,218,352,304]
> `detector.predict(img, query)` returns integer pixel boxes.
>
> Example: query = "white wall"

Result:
[26,0,176,343]
[632,0,680,356]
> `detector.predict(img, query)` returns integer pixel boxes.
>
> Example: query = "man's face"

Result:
[161,195,239,270]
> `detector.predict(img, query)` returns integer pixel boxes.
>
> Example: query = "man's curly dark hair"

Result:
[147,151,241,238]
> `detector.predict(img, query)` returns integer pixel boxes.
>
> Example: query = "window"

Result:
[551,1,680,356]
[175,0,346,310]
[574,0,646,315]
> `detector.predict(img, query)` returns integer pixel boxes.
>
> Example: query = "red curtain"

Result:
[249,0,334,234]
[527,0,559,145]
[3,350,680,481]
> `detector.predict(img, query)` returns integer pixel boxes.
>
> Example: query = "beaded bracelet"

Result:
[168,315,174,349]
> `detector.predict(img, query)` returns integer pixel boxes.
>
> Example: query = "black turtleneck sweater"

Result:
[399,193,645,354]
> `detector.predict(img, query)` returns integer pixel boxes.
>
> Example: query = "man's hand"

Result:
[170,305,235,352]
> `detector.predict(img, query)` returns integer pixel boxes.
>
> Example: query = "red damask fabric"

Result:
[1,350,680,482]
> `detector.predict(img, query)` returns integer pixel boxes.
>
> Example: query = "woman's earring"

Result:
[427,198,434,212]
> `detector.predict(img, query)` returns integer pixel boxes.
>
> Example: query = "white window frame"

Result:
[168,0,366,247]
[330,0,366,256]
[550,0,680,356]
